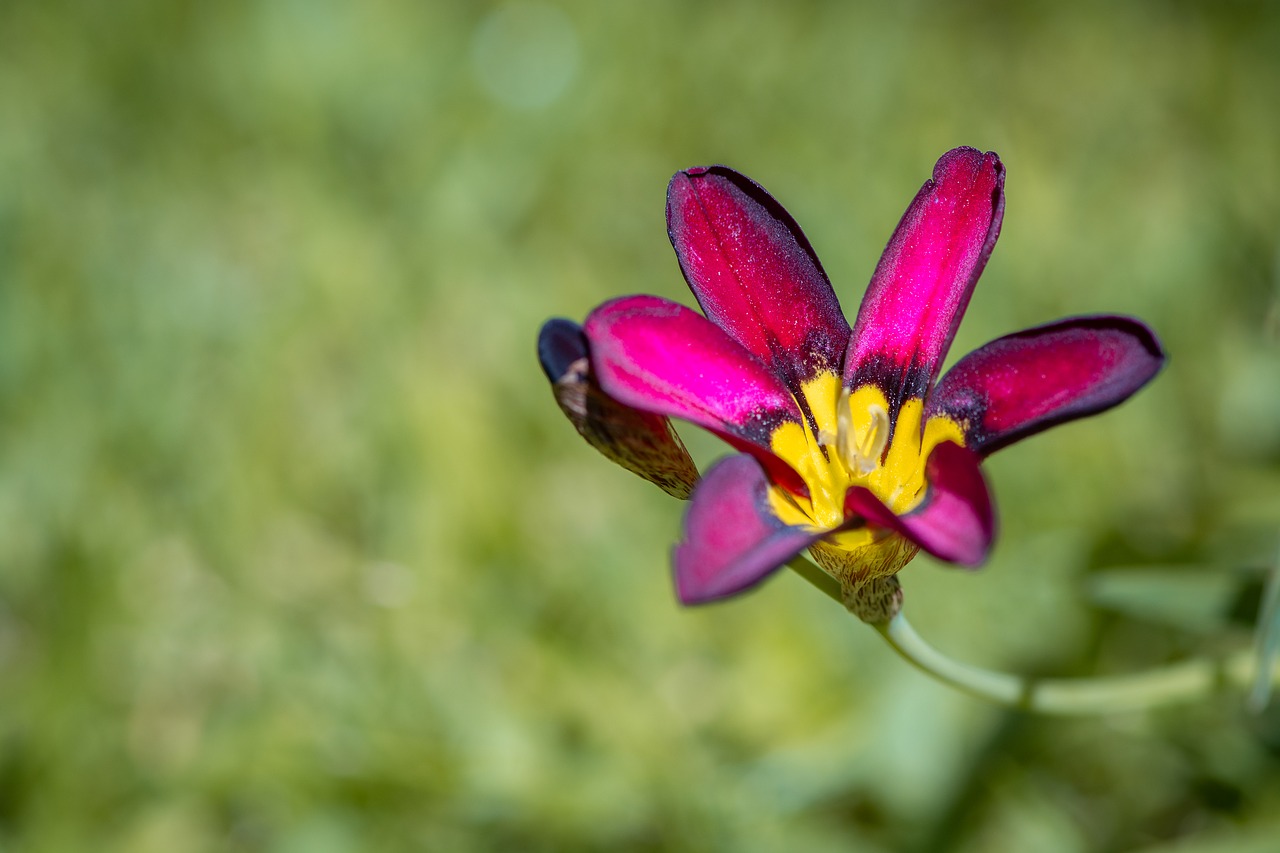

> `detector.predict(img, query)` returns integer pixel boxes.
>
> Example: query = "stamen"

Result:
[859,404,890,464]
[837,386,857,471]
[837,390,889,477]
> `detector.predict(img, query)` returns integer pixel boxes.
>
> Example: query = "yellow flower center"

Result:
[767,372,963,550]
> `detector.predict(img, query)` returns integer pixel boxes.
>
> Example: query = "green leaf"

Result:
[1249,548,1280,712]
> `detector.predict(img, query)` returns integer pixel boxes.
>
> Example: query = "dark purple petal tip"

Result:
[538,317,589,382]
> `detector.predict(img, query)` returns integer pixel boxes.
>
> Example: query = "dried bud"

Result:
[539,318,699,499]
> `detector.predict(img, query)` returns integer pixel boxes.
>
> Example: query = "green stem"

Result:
[786,554,1278,715]
[785,553,842,602]
[877,611,1269,714]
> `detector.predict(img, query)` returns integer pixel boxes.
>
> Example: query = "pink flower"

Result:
[540,148,1164,606]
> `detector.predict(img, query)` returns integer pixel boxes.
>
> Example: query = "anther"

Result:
[837,390,889,477]
[859,405,889,463]
[837,387,857,470]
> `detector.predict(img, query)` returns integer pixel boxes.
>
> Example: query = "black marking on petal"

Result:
[738,406,796,447]
[845,354,932,447]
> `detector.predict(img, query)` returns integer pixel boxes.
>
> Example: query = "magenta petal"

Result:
[673,454,824,604]
[585,294,807,492]
[926,316,1166,456]
[667,166,851,388]
[844,441,994,566]
[844,147,1005,408]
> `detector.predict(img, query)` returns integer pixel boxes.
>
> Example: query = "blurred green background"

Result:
[2,0,1279,850]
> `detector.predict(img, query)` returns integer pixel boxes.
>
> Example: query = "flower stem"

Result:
[785,553,843,602]
[785,554,1279,715]
[877,611,1272,714]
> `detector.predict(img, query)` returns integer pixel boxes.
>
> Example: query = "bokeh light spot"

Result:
[469,2,579,110]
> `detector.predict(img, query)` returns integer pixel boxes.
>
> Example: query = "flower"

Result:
[538,148,1165,613]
